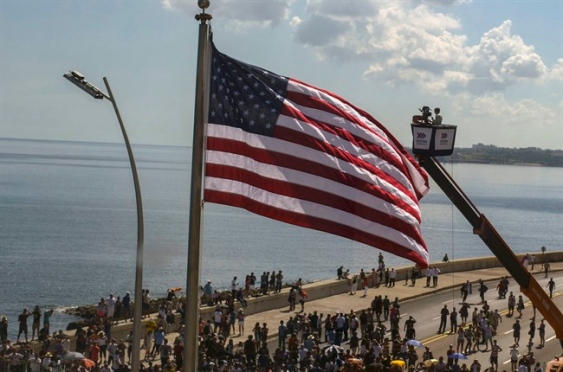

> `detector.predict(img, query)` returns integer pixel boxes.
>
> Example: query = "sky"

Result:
[1,0,562,150]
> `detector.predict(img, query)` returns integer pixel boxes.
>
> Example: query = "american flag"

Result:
[205,42,430,267]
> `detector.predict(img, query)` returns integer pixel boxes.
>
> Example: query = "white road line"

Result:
[546,335,556,342]
[433,316,441,320]
[504,330,514,334]
[503,359,511,365]
[442,299,455,304]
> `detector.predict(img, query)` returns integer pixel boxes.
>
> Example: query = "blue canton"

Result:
[209,45,288,136]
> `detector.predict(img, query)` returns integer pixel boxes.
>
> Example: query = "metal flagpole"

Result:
[184,1,211,371]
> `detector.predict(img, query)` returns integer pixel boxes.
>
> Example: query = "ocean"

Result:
[0,138,562,340]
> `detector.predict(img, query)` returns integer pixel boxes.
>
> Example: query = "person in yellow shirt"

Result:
[145,317,157,335]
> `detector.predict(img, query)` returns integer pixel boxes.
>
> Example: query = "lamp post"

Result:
[63,71,144,372]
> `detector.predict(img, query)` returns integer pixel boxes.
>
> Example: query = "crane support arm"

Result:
[418,155,563,340]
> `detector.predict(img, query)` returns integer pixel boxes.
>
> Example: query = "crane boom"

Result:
[417,155,563,342]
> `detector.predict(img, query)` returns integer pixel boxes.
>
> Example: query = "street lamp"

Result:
[63,71,144,372]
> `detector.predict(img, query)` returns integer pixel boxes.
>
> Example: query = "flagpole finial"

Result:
[195,0,212,23]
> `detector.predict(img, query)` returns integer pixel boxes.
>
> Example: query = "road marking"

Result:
[546,335,556,342]
[442,299,455,304]
[504,330,513,334]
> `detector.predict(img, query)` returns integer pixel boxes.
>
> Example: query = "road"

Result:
[264,271,563,367]
[403,272,562,368]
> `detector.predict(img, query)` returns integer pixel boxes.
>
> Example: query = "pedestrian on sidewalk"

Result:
[543,261,550,278]
[425,267,432,287]
[432,267,440,287]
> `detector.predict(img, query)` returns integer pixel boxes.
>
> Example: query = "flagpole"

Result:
[184,2,211,371]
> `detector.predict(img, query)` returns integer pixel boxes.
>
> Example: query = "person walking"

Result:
[546,278,555,298]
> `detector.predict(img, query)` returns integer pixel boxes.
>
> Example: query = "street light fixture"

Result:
[63,71,144,372]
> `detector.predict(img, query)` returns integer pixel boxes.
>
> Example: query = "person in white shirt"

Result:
[509,345,519,372]
[106,294,117,319]
[432,267,441,287]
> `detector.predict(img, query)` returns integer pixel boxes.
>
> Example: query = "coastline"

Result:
[59,251,563,336]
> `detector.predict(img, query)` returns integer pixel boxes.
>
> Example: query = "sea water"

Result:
[0,138,561,339]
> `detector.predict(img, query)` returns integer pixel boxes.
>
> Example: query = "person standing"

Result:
[275,270,283,293]
[438,305,449,334]
[43,308,53,333]
[425,267,432,287]
[106,294,116,321]
[278,320,287,348]
[244,335,256,367]
[543,261,550,278]
[537,319,546,347]
[513,319,521,346]
[433,107,443,125]
[528,318,536,344]
[546,278,555,298]
[231,276,238,299]
[489,340,502,372]
[517,295,525,318]
[122,291,131,321]
[508,292,516,316]
[478,280,488,303]
[432,267,441,287]
[530,255,536,270]
[16,308,30,344]
[31,306,41,341]
[509,344,520,372]
[456,325,465,352]
[0,316,8,341]
[389,268,396,287]
[450,307,458,334]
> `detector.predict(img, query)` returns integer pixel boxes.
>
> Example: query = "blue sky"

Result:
[1,0,562,149]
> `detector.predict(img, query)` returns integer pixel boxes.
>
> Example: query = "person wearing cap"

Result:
[42,352,53,371]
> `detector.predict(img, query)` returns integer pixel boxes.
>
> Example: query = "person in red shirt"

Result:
[89,341,100,366]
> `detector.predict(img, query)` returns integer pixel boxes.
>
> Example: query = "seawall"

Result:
[29,251,563,352]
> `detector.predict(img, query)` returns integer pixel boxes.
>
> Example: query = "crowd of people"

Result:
[0,255,558,372]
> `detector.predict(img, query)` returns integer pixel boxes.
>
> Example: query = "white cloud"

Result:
[290,2,553,97]
[548,58,563,81]
[162,0,294,27]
